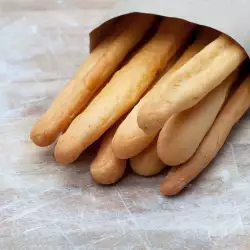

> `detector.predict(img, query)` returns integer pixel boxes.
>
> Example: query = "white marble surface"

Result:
[0,0,250,249]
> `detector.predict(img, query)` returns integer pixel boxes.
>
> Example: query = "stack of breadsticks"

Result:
[30,14,250,195]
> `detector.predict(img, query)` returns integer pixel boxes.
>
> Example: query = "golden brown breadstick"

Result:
[112,27,218,159]
[138,34,247,134]
[54,18,195,165]
[157,70,238,166]
[160,76,250,196]
[130,138,165,177]
[30,13,156,147]
[90,124,127,185]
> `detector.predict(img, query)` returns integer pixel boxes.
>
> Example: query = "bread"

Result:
[130,138,165,177]
[160,76,250,196]
[54,18,195,165]
[138,34,247,134]
[30,13,156,147]
[112,27,217,159]
[157,70,238,166]
[90,123,127,185]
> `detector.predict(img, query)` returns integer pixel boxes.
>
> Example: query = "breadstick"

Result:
[90,123,127,185]
[158,70,238,166]
[130,138,165,177]
[54,18,195,165]
[30,13,156,147]
[160,76,250,196]
[138,34,247,134]
[112,27,218,159]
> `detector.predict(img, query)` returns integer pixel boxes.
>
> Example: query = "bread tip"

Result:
[54,140,78,165]
[30,129,49,147]
[157,135,183,166]
[160,179,181,196]
[90,167,117,185]
[137,112,162,135]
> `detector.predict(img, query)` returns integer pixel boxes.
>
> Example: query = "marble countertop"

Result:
[1,0,250,249]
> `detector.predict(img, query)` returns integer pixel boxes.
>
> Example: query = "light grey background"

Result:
[0,0,250,249]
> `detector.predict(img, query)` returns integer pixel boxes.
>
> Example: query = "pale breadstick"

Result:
[160,76,250,196]
[130,138,165,177]
[30,13,156,147]
[54,18,195,165]
[112,27,218,159]
[90,123,127,185]
[157,70,238,166]
[138,34,247,134]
